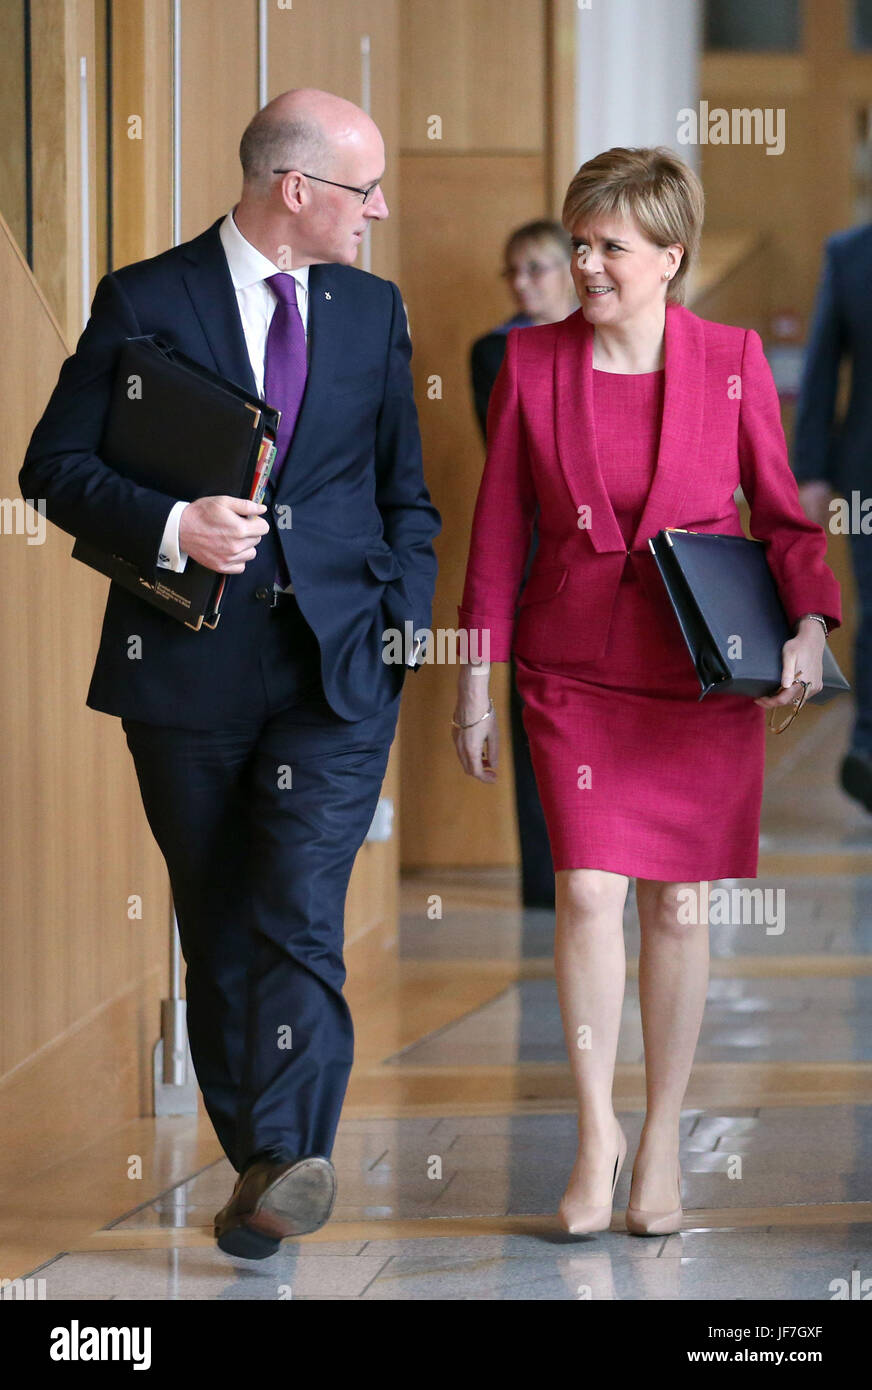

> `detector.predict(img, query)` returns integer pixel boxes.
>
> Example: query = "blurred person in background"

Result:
[793,225,872,812]
[469,221,578,909]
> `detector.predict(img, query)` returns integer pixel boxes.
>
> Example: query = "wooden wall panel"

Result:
[546,0,579,216]
[400,0,545,152]
[111,0,172,266]
[399,153,546,868]
[697,84,819,321]
[0,3,28,254]
[0,214,169,1085]
[178,0,258,239]
[689,230,771,334]
[30,0,101,342]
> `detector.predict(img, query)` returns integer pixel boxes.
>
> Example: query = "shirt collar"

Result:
[219,208,310,292]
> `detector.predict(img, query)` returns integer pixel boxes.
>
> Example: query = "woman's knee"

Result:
[557,868,628,925]
[637,880,707,937]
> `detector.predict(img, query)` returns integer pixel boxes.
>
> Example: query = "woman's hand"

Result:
[754,617,826,710]
[452,665,499,782]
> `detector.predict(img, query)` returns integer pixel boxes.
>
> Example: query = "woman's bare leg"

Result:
[555,867,629,1209]
[630,878,710,1211]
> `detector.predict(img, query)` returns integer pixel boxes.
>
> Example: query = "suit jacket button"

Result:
[255,586,269,601]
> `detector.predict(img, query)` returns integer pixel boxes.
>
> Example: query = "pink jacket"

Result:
[458,302,842,664]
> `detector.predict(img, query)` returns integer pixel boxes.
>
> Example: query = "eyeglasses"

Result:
[768,678,811,734]
[500,259,564,281]
[272,169,381,204]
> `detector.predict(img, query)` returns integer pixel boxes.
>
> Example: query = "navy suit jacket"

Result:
[20,217,441,727]
[793,223,872,493]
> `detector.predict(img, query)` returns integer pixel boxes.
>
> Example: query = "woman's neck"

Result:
[592,303,667,373]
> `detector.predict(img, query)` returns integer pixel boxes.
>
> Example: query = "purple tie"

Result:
[263,273,307,590]
[263,272,308,488]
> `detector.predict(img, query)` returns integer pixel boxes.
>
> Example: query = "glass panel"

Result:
[852,0,872,50]
[704,0,801,51]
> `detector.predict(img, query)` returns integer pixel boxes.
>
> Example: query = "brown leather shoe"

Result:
[215,1156,337,1259]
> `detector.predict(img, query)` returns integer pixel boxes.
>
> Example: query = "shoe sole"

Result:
[244,1157,337,1240]
[216,1224,281,1259]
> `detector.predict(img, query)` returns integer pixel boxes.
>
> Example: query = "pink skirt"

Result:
[514,561,766,881]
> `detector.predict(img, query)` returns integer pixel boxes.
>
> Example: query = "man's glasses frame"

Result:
[272,169,381,205]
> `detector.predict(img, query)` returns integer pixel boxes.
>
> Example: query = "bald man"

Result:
[21,90,440,1258]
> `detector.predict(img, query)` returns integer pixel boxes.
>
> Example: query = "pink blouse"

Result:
[592,368,665,549]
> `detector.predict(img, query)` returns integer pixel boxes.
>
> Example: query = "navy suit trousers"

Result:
[848,528,872,758]
[122,594,400,1171]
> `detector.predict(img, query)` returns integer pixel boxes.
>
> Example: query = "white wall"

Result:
[574,0,701,169]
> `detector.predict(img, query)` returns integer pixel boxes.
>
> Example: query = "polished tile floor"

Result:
[13,699,872,1299]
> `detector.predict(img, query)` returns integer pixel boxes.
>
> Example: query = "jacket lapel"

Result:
[629,303,705,549]
[553,301,705,552]
[180,225,344,502]
[181,218,259,398]
[554,310,625,553]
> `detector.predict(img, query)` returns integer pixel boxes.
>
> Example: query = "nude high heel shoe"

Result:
[558,1126,628,1235]
[625,1159,683,1236]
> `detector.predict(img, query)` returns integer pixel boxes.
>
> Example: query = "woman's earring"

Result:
[663,272,671,280]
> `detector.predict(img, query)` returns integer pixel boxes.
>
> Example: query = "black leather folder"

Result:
[648,528,850,703]
[72,335,280,630]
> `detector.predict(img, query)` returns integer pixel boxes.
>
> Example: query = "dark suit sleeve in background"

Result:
[740,327,842,632]
[470,329,539,588]
[792,237,847,488]
[470,332,508,443]
[19,273,180,572]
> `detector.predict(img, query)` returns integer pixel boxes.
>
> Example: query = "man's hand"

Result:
[178,496,270,573]
[797,480,834,529]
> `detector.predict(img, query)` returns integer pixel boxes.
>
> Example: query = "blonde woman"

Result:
[452,147,841,1235]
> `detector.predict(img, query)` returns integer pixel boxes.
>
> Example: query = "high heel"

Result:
[625,1158,683,1236]
[558,1126,628,1235]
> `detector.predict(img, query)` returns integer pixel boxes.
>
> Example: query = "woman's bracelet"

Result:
[451,697,494,730]
[797,612,828,637]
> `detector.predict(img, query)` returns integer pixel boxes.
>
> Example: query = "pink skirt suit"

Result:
[457,303,842,881]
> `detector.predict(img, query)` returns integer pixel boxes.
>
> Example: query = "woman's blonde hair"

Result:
[562,147,704,305]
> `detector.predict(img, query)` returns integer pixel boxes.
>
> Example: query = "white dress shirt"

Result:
[156,208,310,574]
